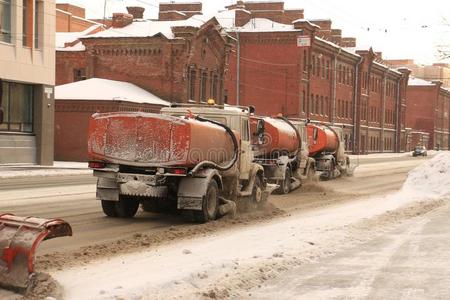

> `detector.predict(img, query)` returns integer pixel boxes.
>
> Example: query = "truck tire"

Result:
[115,196,140,218]
[101,200,117,217]
[252,175,265,209]
[194,180,219,223]
[307,165,316,181]
[277,168,291,194]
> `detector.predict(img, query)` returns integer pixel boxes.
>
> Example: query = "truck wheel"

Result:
[252,176,265,209]
[194,180,219,223]
[115,196,140,218]
[277,169,291,194]
[307,165,316,181]
[101,200,117,217]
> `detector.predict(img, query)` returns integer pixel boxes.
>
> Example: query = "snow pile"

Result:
[400,152,450,199]
[56,78,170,106]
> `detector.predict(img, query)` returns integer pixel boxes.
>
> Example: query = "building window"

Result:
[211,73,218,101]
[315,95,320,114]
[312,55,316,76]
[23,0,30,47]
[320,96,324,115]
[34,0,40,48]
[0,81,34,133]
[302,90,306,113]
[303,50,307,72]
[0,0,11,43]
[188,68,196,101]
[73,69,86,81]
[200,71,207,102]
[326,61,330,80]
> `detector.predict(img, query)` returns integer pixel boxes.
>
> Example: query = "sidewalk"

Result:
[0,161,92,179]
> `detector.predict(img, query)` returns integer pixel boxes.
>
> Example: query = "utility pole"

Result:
[103,0,108,24]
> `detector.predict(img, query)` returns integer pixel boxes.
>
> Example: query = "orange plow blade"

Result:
[0,214,72,291]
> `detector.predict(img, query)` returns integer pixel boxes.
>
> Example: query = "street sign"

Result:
[297,36,311,47]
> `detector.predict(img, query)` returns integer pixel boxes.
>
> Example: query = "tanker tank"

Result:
[251,116,300,158]
[88,112,236,167]
[307,123,339,156]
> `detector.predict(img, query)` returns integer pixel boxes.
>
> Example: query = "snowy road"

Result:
[0,156,429,255]
[0,155,441,299]
[247,202,450,300]
[48,154,450,300]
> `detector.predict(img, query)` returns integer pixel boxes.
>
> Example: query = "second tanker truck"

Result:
[251,116,352,193]
[251,116,316,194]
[306,122,352,180]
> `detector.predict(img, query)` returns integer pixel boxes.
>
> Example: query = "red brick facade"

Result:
[406,82,450,150]
[56,4,100,32]
[222,6,408,154]
[56,11,230,103]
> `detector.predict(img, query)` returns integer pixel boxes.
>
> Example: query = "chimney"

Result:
[341,37,356,48]
[112,13,133,28]
[127,6,145,19]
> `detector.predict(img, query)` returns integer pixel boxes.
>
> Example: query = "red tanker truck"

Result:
[306,123,351,180]
[87,103,277,223]
[251,117,316,194]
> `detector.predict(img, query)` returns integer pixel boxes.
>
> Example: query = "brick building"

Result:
[218,1,409,154]
[55,78,169,161]
[56,4,231,104]
[406,77,450,150]
[387,60,450,88]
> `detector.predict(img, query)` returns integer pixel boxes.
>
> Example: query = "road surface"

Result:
[0,156,428,255]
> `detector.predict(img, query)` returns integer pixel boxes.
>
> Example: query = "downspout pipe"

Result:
[395,80,401,152]
[236,32,241,106]
[332,49,342,125]
[381,69,388,152]
[353,57,363,154]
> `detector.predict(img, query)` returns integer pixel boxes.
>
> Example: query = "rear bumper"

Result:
[93,170,171,200]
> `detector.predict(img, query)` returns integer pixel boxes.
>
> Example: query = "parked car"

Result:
[412,145,427,157]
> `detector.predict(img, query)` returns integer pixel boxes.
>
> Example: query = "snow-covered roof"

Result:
[55,78,170,106]
[84,15,209,40]
[228,17,300,32]
[408,77,435,86]
[56,24,102,51]
[314,37,359,58]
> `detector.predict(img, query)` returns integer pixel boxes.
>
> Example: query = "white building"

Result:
[0,0,56,164]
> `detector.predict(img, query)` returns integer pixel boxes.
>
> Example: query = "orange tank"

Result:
[307,124,339,155]
[251,116,300,157]
[88,112,236,167]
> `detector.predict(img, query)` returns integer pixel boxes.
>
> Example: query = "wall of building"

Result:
[224,20,406,154]
[55,100,164,161]
[406,84,450,150]
[0,0,55,165]
[56,19,229,104]
[56,8,99,32]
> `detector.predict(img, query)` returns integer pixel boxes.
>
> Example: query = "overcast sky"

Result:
[59,0,450,64]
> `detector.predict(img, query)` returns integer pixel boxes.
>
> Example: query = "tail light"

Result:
[167,168,187,175]
[89,161,106,169]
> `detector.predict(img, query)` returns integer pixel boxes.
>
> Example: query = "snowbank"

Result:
[0,161,91,178]
[401,152,450,199]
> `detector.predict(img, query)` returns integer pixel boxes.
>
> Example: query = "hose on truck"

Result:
[189,115,239,175]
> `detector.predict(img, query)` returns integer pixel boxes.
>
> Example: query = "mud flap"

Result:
[262,183,279,202]
[0,214,72,291]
